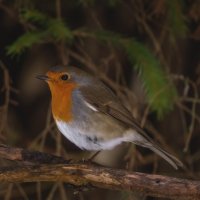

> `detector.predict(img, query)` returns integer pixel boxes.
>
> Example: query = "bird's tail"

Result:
[125,131,183,169]
[144,142,183,169]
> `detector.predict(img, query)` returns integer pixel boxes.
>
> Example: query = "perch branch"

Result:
[0,144,199,199]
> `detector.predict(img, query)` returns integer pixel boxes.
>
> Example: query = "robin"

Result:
[37,65,183,169]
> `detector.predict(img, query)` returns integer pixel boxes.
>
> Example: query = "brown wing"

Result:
[80,84,183,169]
[80,84,152,141]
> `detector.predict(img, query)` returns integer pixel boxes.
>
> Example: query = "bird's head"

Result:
[36,66,92,94]
[36,66,90,121]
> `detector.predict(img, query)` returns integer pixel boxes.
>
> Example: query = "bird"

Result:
[36,65,183,169]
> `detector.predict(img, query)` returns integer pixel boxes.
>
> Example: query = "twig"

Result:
[55,0,68,65]
[0,61,10,138]
[0,144,199,199]
[55,0,61,20]
[183,79,198,152]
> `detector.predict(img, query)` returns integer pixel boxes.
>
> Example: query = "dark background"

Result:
[0,0,200,199]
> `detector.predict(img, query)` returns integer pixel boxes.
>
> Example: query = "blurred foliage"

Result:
[166,0,188,42]
[89,30,177,118]
[21,9,48,24]
[5,0,189,118]
[122,39,177,118]
[7,9,73,56]
[7,31,45,56]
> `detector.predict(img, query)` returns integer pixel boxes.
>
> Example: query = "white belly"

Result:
[56,120,126,151]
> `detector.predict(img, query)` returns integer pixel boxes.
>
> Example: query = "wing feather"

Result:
[79,83,183,169]
[80,84,153,142]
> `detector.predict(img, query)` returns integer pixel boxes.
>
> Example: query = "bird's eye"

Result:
[60,74,69,81]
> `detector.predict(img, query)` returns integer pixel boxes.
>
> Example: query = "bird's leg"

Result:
[88,151,101,161]
[80,151,101,164]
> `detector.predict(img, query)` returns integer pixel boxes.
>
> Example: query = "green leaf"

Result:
[7,10,74,56]
[122,39,177,118]
[6,31,45,56]
[90,30,177,118]
[46,19,73,42]
[20,9,73,42]
[21,9,47,25]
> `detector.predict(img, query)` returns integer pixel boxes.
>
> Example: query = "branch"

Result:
[0,144,199,199]
[0,144,68,164]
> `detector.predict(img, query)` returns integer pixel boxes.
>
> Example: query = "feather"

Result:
[80,83,183,169]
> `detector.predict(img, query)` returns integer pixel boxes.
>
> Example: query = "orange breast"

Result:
[48,82,77,122]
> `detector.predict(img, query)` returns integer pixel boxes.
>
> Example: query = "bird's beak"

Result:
[36,75,51,81]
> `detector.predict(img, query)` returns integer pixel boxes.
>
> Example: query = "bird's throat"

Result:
[49,83,77,122]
